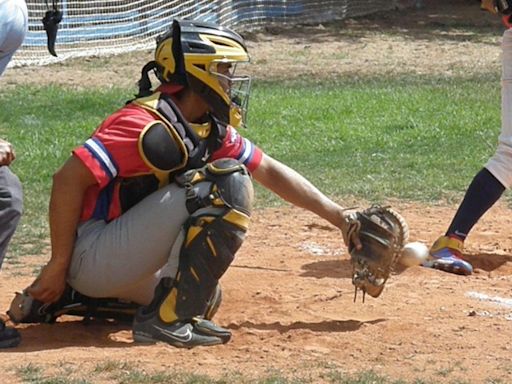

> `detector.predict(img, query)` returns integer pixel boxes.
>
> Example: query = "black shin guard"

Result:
[157,159,253,323]
[175,215,247,319]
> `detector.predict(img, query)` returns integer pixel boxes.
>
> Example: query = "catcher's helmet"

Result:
[153,19,251,128]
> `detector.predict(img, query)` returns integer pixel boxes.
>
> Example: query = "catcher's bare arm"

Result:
[252,153,360,248]
[27,156,96,304]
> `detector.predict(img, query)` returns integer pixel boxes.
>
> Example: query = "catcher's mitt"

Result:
[345,205,409,301]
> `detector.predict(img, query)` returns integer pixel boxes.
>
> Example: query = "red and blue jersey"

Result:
[73,100,263,222]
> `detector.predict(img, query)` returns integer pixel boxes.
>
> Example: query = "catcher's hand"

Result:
[345,205,409,301]
[7,290,55,324]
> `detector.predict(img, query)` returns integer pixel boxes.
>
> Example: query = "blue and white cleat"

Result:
[422,236,473,276]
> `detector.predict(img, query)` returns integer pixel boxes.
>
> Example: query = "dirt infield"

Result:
[2,202,512,383]
[2,1,512,383]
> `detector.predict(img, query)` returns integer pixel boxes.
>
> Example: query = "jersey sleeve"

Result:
[211,126,263,172]
[73,104,155,188]
[73,137,119,188]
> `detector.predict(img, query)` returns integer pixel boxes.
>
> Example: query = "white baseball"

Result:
[398,241,429,267]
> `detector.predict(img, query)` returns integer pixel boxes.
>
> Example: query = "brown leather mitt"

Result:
[346,205,409,301]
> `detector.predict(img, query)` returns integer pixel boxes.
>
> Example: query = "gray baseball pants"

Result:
[487,28,512,187]
[0,0,28,76]
[0,166,22,268]
[68,182,190,305]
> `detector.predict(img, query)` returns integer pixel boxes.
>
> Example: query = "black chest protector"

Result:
[118,92,227,212]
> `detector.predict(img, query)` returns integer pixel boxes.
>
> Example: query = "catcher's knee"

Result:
[176,158,254,215]
[158,159,253,322]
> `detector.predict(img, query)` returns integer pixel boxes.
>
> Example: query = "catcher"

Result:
[9,19,408,348]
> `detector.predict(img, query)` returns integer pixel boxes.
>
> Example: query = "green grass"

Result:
[0,85,130,257]
[0,74,503,258]
[247,75,501,205]
[16,363,90,384]
[14,362,481,384]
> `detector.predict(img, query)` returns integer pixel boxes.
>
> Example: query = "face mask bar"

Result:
[209,61,252,128]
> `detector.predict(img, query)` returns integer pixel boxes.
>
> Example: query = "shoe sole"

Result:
[133,332,190,348]
[0,336,21,348]
[132,332,157,344]
[132,324,194,348]
[432,262,472,276]
[132,331,222,348]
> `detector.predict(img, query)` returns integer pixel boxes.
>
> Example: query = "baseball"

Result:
[398,241,429,267]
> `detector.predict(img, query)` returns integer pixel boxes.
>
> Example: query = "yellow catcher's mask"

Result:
[153,19,251,129]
